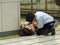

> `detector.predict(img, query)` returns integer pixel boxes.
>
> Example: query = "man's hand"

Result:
[32,21,37,26]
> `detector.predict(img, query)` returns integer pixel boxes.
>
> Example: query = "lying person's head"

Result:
[20,25,35,36]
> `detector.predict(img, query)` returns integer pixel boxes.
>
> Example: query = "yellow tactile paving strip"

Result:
[56,25,60,29]
[0,35,19,40]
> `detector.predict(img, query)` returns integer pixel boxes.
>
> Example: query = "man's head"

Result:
[26,12,35,23]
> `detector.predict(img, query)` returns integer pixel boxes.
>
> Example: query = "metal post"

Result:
[31,0,33,13]
[36,0,40,10]
[45,0,47,13]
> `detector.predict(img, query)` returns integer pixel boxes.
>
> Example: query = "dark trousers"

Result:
[36,21,55,35]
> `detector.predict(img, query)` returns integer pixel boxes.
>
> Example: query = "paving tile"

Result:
[0,28,60,45]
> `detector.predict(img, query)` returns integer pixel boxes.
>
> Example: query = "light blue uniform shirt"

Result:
[35,11,54,29]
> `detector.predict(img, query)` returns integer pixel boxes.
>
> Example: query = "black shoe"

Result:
[51,33,55,35]
[44,34,49,36]
[51,28,55,36]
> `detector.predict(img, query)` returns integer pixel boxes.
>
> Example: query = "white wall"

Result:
[0,0,2,32]
[0,0,20,32]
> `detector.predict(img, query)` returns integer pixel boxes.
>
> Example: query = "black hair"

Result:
[19,27,35,36]
[26,12,35,23]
